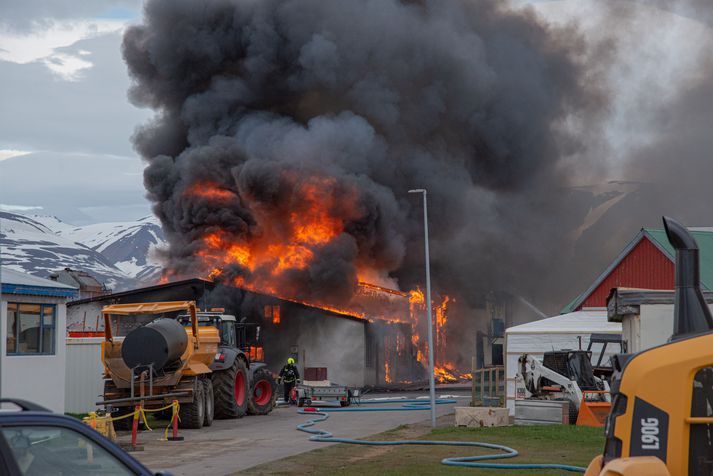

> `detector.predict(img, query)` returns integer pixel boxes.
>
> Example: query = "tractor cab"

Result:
[177,310,264,362]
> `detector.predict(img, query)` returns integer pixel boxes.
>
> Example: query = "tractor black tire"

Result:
[203,378,214,427]
[247,368,277,415]
[111,407,137,431]
[154,409,172,421]
[179,378,205,429]
[213,357,249,419]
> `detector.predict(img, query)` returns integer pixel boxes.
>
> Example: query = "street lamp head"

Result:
[408,189,427,194]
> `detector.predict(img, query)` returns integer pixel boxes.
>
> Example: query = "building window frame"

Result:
[264,304,281,325]
[6,303,56,356]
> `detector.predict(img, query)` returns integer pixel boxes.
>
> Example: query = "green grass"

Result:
[240,424,603,476]
[65,412,89,420]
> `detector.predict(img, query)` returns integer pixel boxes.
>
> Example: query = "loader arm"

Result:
[520,354,584,409]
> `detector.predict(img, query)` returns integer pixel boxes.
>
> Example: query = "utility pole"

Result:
[408,188,436,428]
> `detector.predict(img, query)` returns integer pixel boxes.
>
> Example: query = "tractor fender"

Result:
[248,361,269,384]
[209,347,246,373]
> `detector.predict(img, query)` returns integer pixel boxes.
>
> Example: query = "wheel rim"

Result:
[253,379,272,406]
[234,370,246,406]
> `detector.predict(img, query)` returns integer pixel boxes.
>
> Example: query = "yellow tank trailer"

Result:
[101,301,220,429]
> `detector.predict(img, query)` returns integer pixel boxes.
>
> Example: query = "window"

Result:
[6,303,56,355]
[1,426,134,475]
[221,321,236,347]
[264,305,280,325]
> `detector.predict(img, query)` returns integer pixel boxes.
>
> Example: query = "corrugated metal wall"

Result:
[65,338,104,414]
[579,238,675,309]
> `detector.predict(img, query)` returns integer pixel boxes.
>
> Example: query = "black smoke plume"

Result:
[123,0,607,309]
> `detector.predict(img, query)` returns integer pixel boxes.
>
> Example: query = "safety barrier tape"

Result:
[85,400,181,441]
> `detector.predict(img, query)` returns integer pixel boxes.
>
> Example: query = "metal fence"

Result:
[471,358,505,407]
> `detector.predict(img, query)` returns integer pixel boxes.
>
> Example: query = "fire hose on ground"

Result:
[296,398,586,473]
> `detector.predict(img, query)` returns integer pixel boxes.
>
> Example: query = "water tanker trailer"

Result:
[100,301,276,429]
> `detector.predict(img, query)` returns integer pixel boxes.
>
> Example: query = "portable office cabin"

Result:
[0,268,77,412]
[504,310,621,416]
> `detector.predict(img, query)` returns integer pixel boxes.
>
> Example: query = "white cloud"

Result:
[0,204,44,212]
[0,149,32,162]
[0,19,127,80]
[43,52,94,81]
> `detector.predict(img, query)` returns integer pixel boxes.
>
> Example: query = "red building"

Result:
[562,227,713,313]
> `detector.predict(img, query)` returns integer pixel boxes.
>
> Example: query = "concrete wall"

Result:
[0,295,67,413]
[65,338,104,413]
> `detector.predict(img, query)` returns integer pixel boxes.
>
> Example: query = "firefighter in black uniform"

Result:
[279,357,300,404]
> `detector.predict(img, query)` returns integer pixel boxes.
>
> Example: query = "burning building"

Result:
[66,277,478,386]
[67,279,372,386]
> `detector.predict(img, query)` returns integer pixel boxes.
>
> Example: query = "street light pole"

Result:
[408,188,436,428]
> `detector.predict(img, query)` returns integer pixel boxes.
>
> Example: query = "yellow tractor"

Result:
[585,217,713,475]
[100,301,275,429]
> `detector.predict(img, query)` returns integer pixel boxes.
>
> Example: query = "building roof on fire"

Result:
[67,277,367,322]
[561,227,713,313]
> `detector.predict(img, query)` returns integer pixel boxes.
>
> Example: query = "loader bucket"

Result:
[577,391,611,427]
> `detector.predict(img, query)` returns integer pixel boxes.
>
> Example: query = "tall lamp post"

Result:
[408,188,436,428]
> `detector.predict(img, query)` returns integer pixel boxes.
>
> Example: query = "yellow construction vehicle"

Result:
[100,301,276,429]
[585,217,713,475]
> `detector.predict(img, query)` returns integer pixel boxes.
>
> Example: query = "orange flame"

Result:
[182,174,365,302]
[184,181,236,201]
[178,178,472,384]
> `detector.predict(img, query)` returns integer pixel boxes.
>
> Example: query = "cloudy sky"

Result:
[0,0,710,224]
[0,1,151,223]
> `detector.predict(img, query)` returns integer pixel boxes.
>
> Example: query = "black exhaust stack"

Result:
[663,216,713,339]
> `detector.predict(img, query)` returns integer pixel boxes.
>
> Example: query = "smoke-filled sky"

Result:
[1,0,712,311]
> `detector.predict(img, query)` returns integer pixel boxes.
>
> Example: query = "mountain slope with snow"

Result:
[0,212,166,290]
[58,215,164,281]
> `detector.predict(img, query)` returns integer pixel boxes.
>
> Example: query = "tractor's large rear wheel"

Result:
[203,378,214,427]
[247,368,277,415]
[213,357,248,419]
[179,378,205,429]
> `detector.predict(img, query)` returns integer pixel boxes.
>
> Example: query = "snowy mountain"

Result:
[0,212,166,291]
[57,216,165,281]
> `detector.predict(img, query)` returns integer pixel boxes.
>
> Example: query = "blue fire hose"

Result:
[296,398,586,472]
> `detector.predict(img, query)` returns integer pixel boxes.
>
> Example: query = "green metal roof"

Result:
[561,292,585,314]
[644,228,713,290]
[560,227,713,314]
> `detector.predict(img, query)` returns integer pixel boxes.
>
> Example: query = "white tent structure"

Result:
[504,310,622,415]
